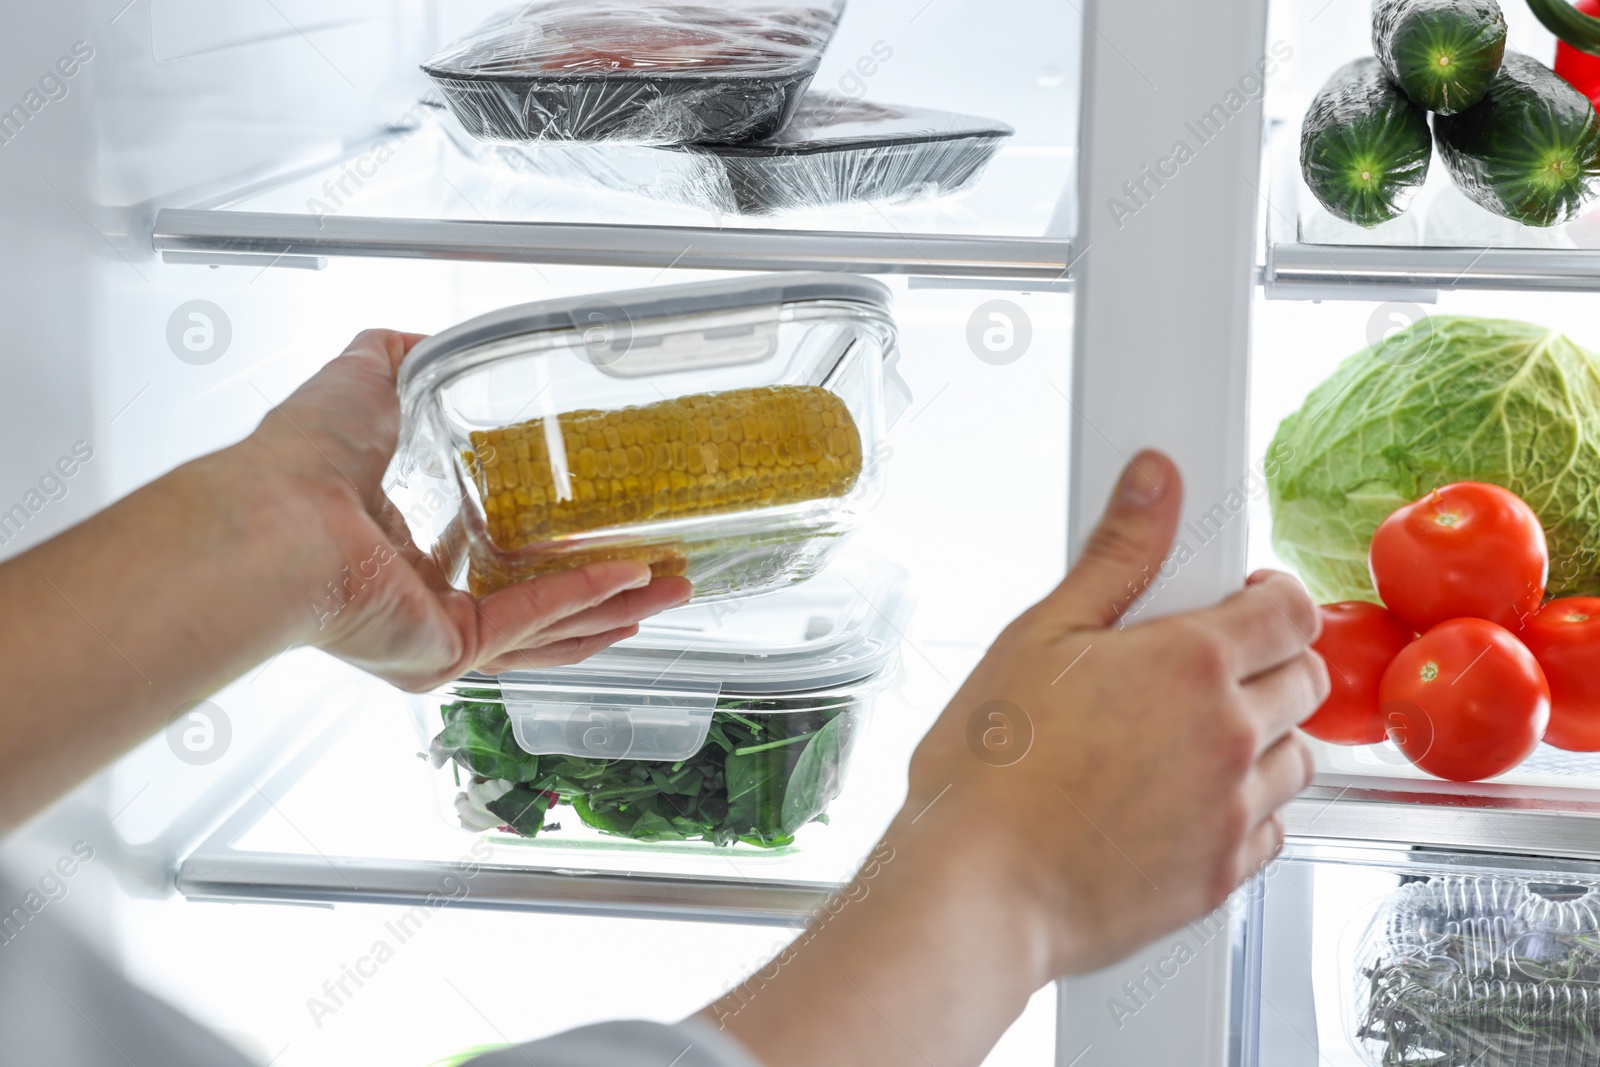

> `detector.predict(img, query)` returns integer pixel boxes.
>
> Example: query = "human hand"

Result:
[904,450,1325,979]
[703,451,1324,1067]
[240,329,692,690]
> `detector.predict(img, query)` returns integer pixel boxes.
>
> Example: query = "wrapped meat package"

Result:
[422,0,845,144]
[439,94,1015,214]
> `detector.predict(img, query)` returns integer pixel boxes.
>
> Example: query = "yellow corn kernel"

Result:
[463,386,864,592]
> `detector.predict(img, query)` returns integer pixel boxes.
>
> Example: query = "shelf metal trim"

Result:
[173,705,844,925]
[1262,121,1600,296]
[176,851,839,926]
[150,209,1073,279]
[1285,781,1600,862]
[1269,243,1600,293]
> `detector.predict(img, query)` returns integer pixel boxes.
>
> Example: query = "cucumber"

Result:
[1300,58,1433,227]
[1373,0,1507,114]
[1433,51,1600,225]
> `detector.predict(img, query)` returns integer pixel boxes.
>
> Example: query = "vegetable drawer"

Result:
[1241,843,1600,1067]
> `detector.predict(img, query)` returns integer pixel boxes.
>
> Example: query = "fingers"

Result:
[1198,571,1321,681]
[472,561,654,662]
[1038,451,1183,631]
[341,329,430,378]
[533,576,692,643]
[477,625,642,673]
[1238,812,1287,881]
[1239,648,1330,748]
[1243,733,1315,824]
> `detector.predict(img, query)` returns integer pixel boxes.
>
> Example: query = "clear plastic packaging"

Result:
[412,553,910,849]
[1352,875,1600,1066]
[438,94,1014,214]
[421,0,845,145]
[387,273,902,602]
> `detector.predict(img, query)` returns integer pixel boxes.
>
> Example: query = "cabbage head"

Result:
[1267,316,1600,604]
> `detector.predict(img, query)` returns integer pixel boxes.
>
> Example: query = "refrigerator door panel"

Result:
[1062,0,1269,1059]
[1057,930,1234,1067]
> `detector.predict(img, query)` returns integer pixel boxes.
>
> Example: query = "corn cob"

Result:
[464,385,862,592]
[467,543,692,599]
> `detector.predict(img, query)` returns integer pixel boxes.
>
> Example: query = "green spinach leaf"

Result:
[432,700,541,783]
[484,784,556,837]
[781,714,848,835]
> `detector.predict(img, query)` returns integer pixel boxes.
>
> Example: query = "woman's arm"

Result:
[0,330,690,828]
[707,452,1325,1067]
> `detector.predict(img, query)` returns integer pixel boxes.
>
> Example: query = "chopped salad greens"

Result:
[429,688,855,848]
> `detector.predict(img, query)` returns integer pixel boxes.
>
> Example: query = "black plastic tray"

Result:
[422,0,845,145]
[676,96,1015,213]
[437,94,1016,215]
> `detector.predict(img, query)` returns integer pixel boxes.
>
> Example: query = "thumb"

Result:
[1043,450,1183,631]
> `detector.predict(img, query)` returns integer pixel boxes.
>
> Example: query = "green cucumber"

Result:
[1373,0,1507,114]
[1527,0,1600,59]
[1300,58,1433,227]
[1434,50,1600,225]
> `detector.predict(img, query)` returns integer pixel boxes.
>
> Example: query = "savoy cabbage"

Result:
[1267,316,1600,603]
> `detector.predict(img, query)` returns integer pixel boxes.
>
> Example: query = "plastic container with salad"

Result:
[414,553,910,849]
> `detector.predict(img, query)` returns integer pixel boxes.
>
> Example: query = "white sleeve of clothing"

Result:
[464,1016,765,1067]
[0,875,257,1067]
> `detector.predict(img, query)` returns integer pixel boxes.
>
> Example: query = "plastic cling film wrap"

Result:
[439,94,1014,214]
[1299,57,1433,229]
[422,0,845,144]
[1353,875,1600,1067]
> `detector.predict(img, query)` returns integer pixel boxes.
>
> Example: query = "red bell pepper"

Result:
[1555,0,1600,106]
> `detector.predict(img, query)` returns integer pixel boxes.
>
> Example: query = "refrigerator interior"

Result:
[1243,3,1600,1065]
[92,258,1070,1066]
[0,1,1079,1064]
[1251,290,1600,801]
[1251,0,1600,806]
[150,0,1078,270]
[1260,0,1599,292]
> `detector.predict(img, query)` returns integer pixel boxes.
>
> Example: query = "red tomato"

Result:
[1300,602,1415,745]
[1377,618,1549,781]
[1369,482,1547,634]
[1521,596,1600,751]
[1555,0,1600,107]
